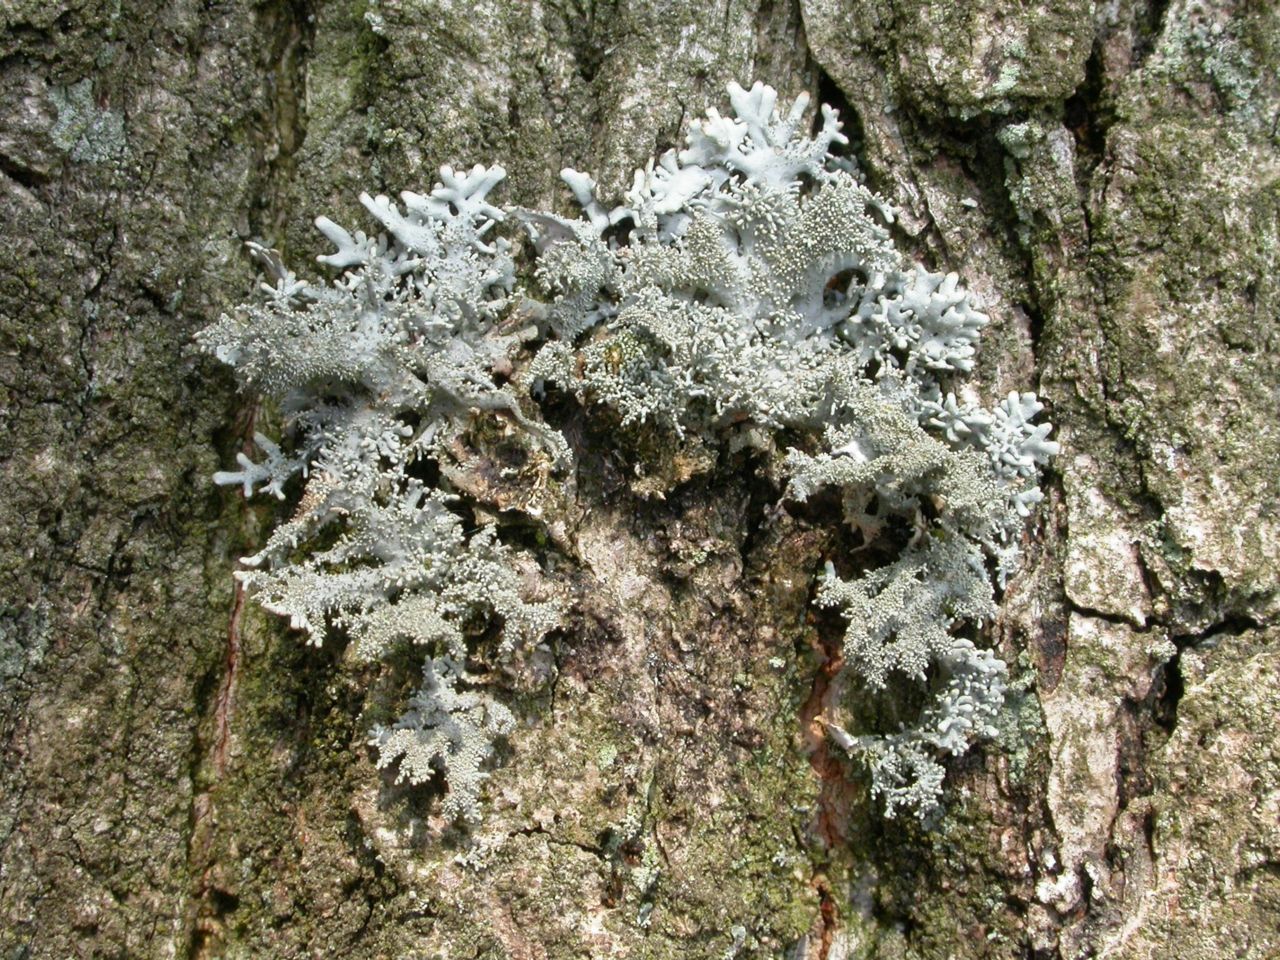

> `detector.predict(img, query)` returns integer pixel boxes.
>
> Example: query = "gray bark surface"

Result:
[0,0,1276,957]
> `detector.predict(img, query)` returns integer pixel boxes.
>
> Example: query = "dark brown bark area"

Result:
[0,0,1276,957]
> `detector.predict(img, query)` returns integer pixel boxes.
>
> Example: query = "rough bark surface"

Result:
[0,1,1276,958]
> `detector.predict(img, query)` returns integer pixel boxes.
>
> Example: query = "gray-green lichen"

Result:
[50,78,127,165]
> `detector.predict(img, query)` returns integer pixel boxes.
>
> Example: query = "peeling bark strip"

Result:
[796,626,847,958]
[799,630,849,850]
[212,580,246,777]
[815,878,837,960]
[210,402,258,780]
[183,581,248,958]
[1,0,1277,956]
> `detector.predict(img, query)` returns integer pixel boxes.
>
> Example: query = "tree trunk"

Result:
[1,1,1276,957]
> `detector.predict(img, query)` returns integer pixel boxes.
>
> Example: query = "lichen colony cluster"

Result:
[199,83,1056,823]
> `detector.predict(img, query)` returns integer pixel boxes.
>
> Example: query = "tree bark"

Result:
[1,1,1276,957]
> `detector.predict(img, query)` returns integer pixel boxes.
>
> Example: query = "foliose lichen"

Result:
[197,165,560,822]
[524,81,1057,819]
[200,82,1056,823]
